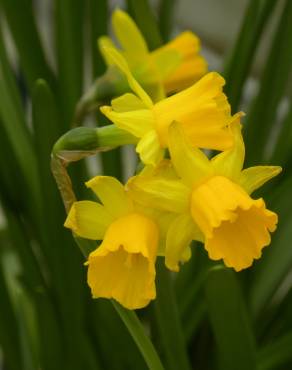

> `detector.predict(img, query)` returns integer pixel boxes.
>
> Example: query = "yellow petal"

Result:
[136,130,165,165]
[127,173,190,214]
[98,36,117,65]
[190,175,278,271]
[100,47,153,108]
[86,176,133,218]
[211,113,245,180]
[64,201,113,240]
[168,121,212,186]
[153,71,233,150]
[165,214,196,272]
[100,105,154,138]
[111,93,147,112]
[112,9,148,63]
[239,166,282,194]
[87,213,158,309]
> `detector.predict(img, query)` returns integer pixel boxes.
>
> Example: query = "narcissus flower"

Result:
[64,176,171,309]
[99,9,207,99]
[100,47,235,165]
[127,116,281,272]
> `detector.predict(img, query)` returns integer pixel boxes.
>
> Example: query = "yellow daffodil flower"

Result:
[64,176,173,310]
[127,116,282,272]
[99,9,207,100]
[100,47,235,165]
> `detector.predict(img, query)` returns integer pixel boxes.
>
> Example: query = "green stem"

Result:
[113,301,165,370]
[152,258,191,370]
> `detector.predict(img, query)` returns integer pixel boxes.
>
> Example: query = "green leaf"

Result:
[55,0,84,127]
[158,0,176,42]
[0,254,23,370]
[258,331,292,370]
[90,300,147,370]
[88,0,108,76]
[0,0,55,91]
[0,24,41,221]
[152,258,191,370]
[249,175,292,319]
[32,79,101,370]
[270,102,292,166]
[126,0,163,50]
[244,0,292,165]
[205,267,257,370]
[223,0,277,111]
[176,245,213,343]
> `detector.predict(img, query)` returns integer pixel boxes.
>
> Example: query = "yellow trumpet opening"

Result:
[87,213,159,309]
[190,176,277,271]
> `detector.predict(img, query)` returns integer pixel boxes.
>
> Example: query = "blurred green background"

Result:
[0,0,292,369]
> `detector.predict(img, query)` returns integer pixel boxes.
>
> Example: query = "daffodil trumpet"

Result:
[128,116,281,272]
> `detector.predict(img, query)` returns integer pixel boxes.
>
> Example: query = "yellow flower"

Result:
[64,176,171,310]
[99,9,207,99]
[100,47,234,165]
[127,116,281,272]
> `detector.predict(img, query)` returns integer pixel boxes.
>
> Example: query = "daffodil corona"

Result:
[64,176,171,309]
[128,117,281,272]
[99,9,207,99]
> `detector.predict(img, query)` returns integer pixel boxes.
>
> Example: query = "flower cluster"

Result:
[65,10,281,310]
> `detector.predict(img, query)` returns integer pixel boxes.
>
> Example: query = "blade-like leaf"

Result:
[88,0,108,76]
[158,0,176,42]
[126,0,163,50]
[55,0,84,127]
[249,174,292,319]
[224,0,277,111]
[152,258,191,370]
[205,267,257,370]
[245,0,292,165]
[258,331,292,370]
[270,102,292,166]
[0,253,22,370]
[0,0,55,91]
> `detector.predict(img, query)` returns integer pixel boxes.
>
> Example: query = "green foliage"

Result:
[0,0,292,369]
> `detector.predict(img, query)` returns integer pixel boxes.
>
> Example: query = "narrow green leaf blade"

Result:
[249,175,292,318]
[88,0,108,76]
[245,0,292,164]
[258,331,292,370]
[0,0,55,91]
[55,0,84,126]
[152,258,191,370]
[224,0,277,111]
[205,267,257,370]
[158,0,176,42]
[127,0,163,50]
[0,255,23,370]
